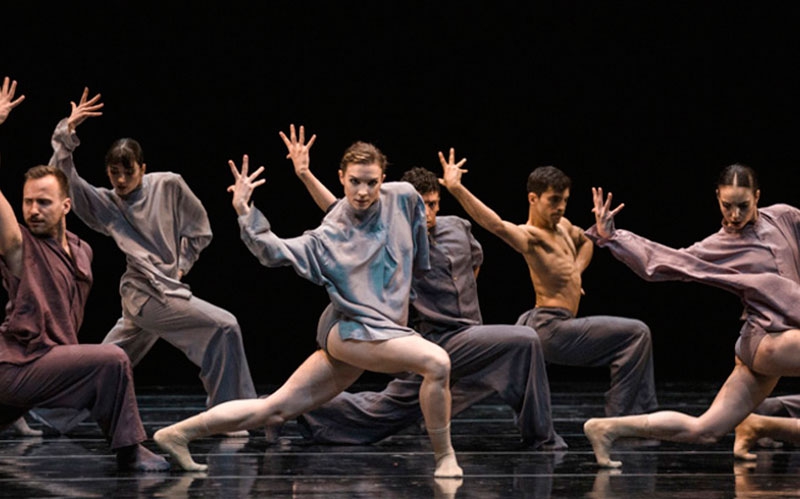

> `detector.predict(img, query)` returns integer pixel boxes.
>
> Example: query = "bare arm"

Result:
[438,147,533,254]
[0,77,24,273]
[279,124,336,212]
[565,218,593,273]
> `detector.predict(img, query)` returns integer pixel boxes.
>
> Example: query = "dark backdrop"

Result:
[2,2,799,390]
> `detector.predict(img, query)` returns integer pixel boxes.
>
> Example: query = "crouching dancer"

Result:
[0,77,168,471]
[155,142,462,478]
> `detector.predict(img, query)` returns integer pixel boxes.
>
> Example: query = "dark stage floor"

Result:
[3,381,800,498]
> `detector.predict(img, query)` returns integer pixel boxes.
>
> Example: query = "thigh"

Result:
[752,329,800,376]
[265,350,364,418]
[697,357,779,434]
[0,344,127,407]
[540,315,646,366]
[327,327,448,376]
[438,325,537,378]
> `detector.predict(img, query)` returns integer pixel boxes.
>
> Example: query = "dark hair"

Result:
[717,163,758,193]
[105,138,144,169]
[340,141,388,173]
[400,167,439,195]
[24,165,70,198]
[527,165,571,195]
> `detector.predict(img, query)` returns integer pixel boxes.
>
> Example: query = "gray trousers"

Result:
[755,395,800,417]
[33,293,257,433]
[105,292,257,406]
[299,324,566,449]
[1,344,146,449]
[517,307,658,417]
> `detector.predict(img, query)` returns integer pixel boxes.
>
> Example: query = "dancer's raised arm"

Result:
[279,124,336,211]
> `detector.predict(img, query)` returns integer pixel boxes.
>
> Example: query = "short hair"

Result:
[24,165,70,198]
[400,167,440,195]
[340,141,388,173]
[717,163,759,193]
[527,166,571,195]
[105,138,144,169]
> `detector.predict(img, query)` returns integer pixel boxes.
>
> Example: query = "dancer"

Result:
[0,77,168,471]
[280,125,563,448]
[439,150,657,417]
[45,88,256,428]
[584,163,800,467]
[155,141,462,478]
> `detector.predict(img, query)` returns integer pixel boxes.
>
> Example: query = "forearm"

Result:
[446,184,507,235]
[297,170,336,212]
[574,238,593,273]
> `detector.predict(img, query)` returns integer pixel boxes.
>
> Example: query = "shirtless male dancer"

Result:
[439,149,657,417]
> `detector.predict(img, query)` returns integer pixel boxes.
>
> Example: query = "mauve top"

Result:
[0,226,93,365]
[238,182,429,349]
[586,204,800,366]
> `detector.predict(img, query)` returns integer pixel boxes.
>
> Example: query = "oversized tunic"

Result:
[586,203,800,367]
[237,182,429,348]
[49,119,256,413]
[298,216,565,449]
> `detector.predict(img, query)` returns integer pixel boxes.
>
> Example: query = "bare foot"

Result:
[734,415,760,461]
[11,417,42,437]
[584,418,622,468]
[220,430,249,438]
[116,444,170,471]
[433,451,463,478]
[154,427,208,471]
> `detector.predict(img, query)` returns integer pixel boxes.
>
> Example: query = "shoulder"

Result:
[147,171,184,185]
[762,203,800,217]
[437,215,470,230]
[66,230,93,257]
[381,181,419,198]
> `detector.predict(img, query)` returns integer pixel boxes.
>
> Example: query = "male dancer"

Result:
[0,77,168,471]
[439,150,657,417]
[279,126,564,448]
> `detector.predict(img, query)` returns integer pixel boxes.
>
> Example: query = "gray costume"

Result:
[516,307,657,417]
[298,216,565,449]
[238,181,428,348]
[49,119,256,409]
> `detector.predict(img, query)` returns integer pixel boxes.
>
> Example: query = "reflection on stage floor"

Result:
[2,380,800,498]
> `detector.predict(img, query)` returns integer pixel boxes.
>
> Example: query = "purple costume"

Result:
[299,216,565,449]
[587,204,800,368]
[0,226,146,449]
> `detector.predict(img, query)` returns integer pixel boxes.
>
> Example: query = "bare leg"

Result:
[734,414,800,460]
[584,358,779,467]
[327,331,462,478]
[155,350,362,471]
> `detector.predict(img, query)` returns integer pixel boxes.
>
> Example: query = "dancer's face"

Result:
[420,191,440,230]
[22,175,71,238]
[339,162,385,211]
[107,161,146,197]
[717,185,759,231]
[529,186,569,229]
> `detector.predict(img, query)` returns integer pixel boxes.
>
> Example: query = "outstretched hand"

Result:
[279,124,316,178]
[591,187,625,239]
[0,77,25,125]
[67,87,104,131]
[437,147,468,190]
[227,154,266,216]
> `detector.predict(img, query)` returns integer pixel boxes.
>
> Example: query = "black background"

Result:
[2,2,800,390]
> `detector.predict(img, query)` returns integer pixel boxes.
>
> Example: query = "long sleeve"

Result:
[237,206,327,286]
[175,175,212,276]
[49,118,115,235]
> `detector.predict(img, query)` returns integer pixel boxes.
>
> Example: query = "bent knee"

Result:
[421,347,451,382]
